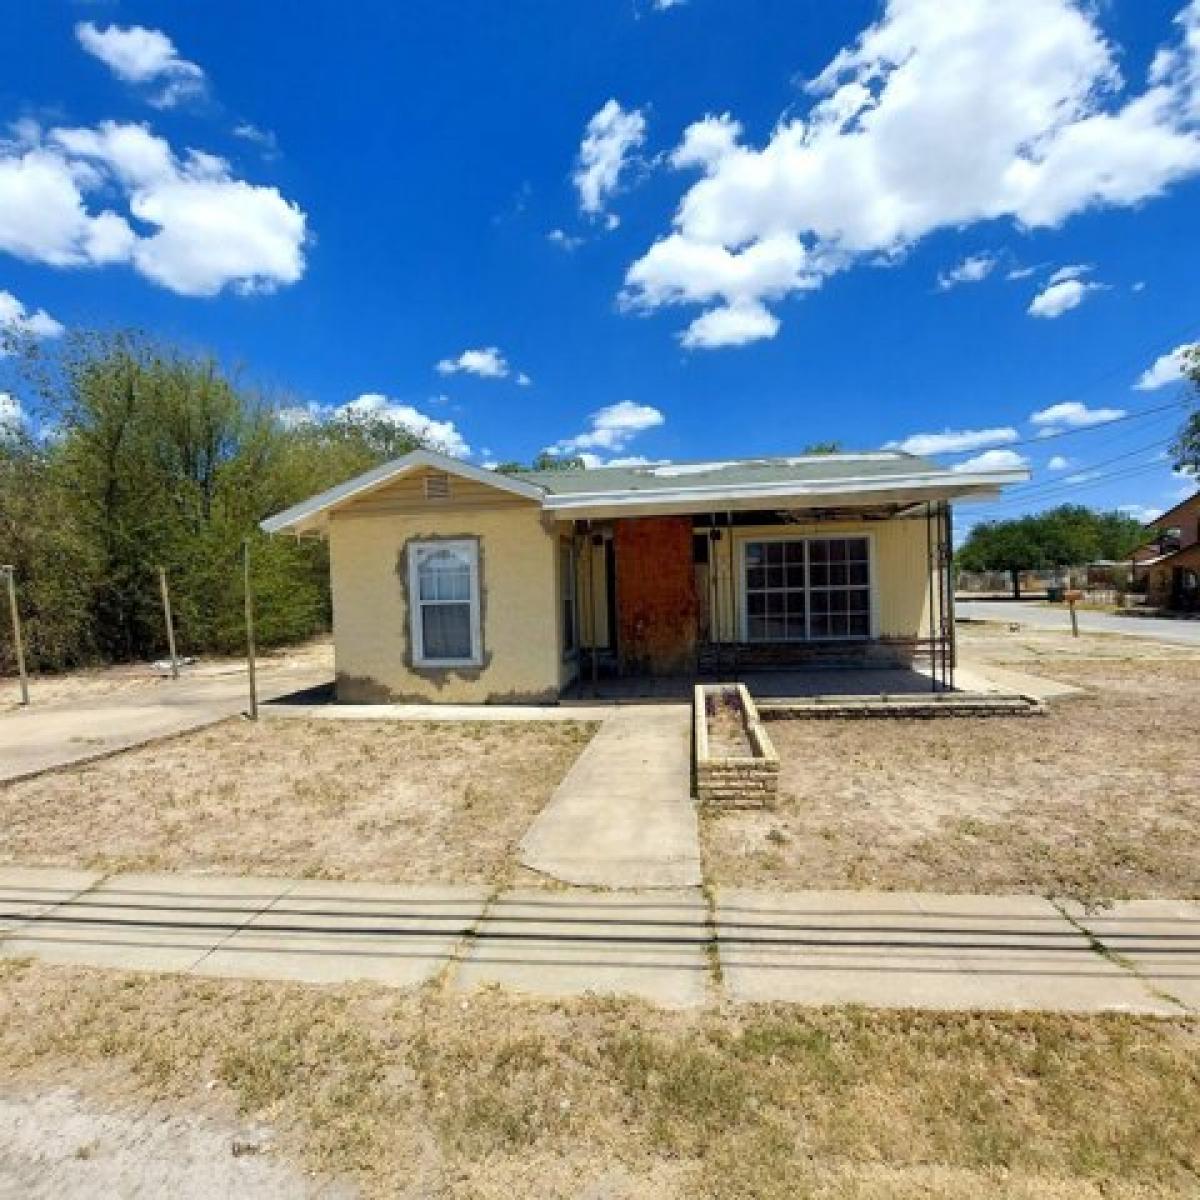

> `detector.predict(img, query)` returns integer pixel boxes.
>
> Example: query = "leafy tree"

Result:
[496,452,587,474]
[1169,343,1200,475]
[801,441,843,454]
[957,505,1145,598]
[0,331,430,672]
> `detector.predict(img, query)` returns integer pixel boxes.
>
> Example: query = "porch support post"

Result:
[943,501,956,686]
[726,512,738,679]
[926,503,938,693]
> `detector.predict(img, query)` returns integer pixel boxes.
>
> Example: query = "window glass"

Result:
[411,541,478,663]
[743,537,870,642]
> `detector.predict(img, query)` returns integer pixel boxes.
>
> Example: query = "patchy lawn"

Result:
[0,719,595,883]
[0,960,1196,1199]
[703,657,1200,902]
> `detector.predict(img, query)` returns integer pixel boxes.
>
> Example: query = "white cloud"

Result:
[434,346,516,379]
[546,400,665,458]
[951,448,1030,472]
[937,254,996,289]
[624,0,1200,345]
[1030,400,1126,427]
[337,393,470,458]
[574,100,647,218]
[1047,262,1092,284]
[1047,454,1072,470]
[1118,503,1164,525]
[0,392,24,433]
[1134,342,1195,389]
[232,123,280,158]
[547,228,584,251]
[0,121,306,296]
[1006,264,1039,280]
[75,22,206,108]
[886,426,1019,456]
[0,290,64,348]
[1027,276,1102,318]
[680,301,780,349]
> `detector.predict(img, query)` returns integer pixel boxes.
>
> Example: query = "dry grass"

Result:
[0,637,334,712]
[0,719,595,883]
[703,657,1200,902]
[0,958,1196,1199]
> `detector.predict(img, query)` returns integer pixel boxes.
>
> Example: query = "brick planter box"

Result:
[694,683,779,808]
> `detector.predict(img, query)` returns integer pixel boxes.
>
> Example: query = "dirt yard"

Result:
[0,958,1196,1199]
[0,719,595,883]
[704,640,1200,902]
[0,638,334,712]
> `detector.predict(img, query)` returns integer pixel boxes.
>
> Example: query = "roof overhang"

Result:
[260,451,1029,536]
[540,469,1029,521]
[260,448,545,536]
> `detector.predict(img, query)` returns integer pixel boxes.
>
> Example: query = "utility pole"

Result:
[243,539,258,720]
[157,566,179,679]
[2,565,29,706]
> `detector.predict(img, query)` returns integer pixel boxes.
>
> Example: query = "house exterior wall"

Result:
[1151,492,1200,548]
[328,471,561,703]
[706,515,940,647]
[1147,542,1200,610]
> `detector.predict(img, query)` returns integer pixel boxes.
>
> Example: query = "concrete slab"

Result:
[952,662,1086,702]
[519,705,701,888]
[197,880,488,987]
[715,890,1178,1014]
[455,887,710,1009]
[0,872,291,973]
[0,866,102,934]
[1066,899,1200,1013]
[0,666,332,784]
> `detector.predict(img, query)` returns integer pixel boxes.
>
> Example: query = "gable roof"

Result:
[261,448,1029,534]
[1146,489,1199,531]
[260,448,543,536]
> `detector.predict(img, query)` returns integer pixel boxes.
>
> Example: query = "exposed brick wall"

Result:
[614,516,698,675]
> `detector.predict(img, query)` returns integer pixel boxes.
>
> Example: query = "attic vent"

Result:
[424,472,452,501]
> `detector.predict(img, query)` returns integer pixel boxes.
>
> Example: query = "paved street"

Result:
[957,599,1200,647]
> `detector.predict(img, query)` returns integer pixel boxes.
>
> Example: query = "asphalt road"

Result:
[956,599,1200,647]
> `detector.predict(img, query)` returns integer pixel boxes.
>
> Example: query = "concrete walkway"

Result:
[1,867,1195,1015]
[0,664,331,784]
[517,704,701,888]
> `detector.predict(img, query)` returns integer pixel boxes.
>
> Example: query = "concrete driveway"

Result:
[957,599,1200,647]
[0,664,331,784]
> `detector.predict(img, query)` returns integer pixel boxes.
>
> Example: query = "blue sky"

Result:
[2,0,1199,535]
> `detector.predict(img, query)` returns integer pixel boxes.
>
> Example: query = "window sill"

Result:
[414,658,483,670]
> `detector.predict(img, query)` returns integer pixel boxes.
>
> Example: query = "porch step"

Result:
[755,692,1044,719]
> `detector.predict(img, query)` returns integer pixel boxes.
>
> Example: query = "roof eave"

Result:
[541,469,1028,517]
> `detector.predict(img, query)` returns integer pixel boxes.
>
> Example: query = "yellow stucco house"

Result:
[262,449,1027,703]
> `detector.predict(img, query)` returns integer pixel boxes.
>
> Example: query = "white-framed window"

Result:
[408,539,482,666]
[742,535,872,641]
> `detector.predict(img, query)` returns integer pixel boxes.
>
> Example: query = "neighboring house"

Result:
[261,449,1027,703]
[1135,491,1200,612]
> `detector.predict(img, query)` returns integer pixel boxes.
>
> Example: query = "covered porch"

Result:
[558,500,957,698]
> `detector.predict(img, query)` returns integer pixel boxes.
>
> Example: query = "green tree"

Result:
[956,505,1145,599]
[0,331,431,671]
[1169,344,1200,475]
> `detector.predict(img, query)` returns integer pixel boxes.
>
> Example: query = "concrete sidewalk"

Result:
[1,867,1194,1015]
[0,665,331,784]
[517,704,701,888]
